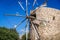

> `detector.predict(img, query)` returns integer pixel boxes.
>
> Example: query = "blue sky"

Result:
[0,0,60,35]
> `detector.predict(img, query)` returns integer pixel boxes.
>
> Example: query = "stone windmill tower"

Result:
[30,0,60,40]
[5,0,60,40]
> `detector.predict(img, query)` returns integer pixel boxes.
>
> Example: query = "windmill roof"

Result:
[30,6,60,16]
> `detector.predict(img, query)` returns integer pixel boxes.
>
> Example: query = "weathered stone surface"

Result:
[30,7,60,40]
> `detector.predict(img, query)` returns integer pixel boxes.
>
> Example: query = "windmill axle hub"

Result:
[26,16,35,19]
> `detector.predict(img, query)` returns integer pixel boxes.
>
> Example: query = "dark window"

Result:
[30,11,36,18]
[53,16,55,20]
[31,13,36,17]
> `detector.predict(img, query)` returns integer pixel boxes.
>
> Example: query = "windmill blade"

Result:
[31,22,40,40]
[33,0,36,6]
[31,22,39,39]
[33,0,38,7]
[26,19,29,40]
[14,18,26,28]
[31,22,39,37]
[5,14,26,18]
[26,0,28,16]
[36,1,38,5]
[18,1,25,11]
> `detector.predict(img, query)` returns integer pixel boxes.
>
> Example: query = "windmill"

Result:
[5,0,48,40]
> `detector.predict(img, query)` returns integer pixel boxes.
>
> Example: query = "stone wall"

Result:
[30,7,60,40]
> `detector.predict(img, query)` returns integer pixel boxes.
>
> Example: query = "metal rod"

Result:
[26,0,29,40]
[14,18,26,28]
[31,22,40,40]
[26,19,29,40]
[26,0,28,16]
[18,1,25,11]
[5,14,26,18]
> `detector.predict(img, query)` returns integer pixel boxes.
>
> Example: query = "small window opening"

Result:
[30,11,36,18]
[30,11,36,21]
[53,16,55,20]
[31,13,36,17]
